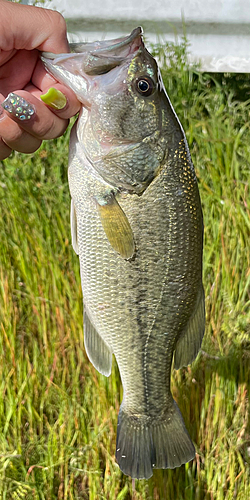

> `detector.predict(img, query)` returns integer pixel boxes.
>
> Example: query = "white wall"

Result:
[24,0,250,72]
[34,0,250,23]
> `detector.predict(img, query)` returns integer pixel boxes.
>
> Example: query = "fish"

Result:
[41,27,205,480]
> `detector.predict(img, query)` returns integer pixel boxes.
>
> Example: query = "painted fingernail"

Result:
[1,93,35,121]
[40,88,67,110]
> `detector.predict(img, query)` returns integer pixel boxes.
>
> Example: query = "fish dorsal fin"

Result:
[70,199,79,255]
[96,194,135,259]
[174,285,205,369]
[84,311,112,377]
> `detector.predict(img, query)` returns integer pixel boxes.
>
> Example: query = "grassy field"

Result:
[0,40,250,499]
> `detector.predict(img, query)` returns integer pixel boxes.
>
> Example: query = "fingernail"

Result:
[40,88,67,110]
[1,93,35,121]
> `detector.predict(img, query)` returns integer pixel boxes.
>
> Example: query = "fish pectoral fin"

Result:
[70,199,79,255]
[174,285,205,369]
[96,194,135,259]
[84,311,112,377]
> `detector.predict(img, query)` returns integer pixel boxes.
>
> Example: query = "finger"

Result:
[31,60,81,118]
[0,49,38,97]
[0,137,12,161]
[0,109,12,159]
[31,59,59,93]
[0,111,42,154]
[1,91,69,140]
[25,85,80,121]
[1,1,69,53]
[39,84,81,119]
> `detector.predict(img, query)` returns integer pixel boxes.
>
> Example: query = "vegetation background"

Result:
[0,40,250,499]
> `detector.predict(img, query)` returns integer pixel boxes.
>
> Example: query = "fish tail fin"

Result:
[116,400,195,479]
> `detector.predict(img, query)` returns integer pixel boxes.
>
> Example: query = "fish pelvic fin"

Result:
[95,193,135,260]
[84,311,112,377]
[116,400,195,480]
[174,285,205,370]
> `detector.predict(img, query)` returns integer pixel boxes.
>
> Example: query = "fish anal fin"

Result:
[174,285,205,370]
[96,194,135,259]
[70,199,79,255]
[84,311,112,377]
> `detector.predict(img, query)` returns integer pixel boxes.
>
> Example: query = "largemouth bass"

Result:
[41,27,205,480]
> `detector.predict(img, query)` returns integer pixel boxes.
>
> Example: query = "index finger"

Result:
[0,0,69,53]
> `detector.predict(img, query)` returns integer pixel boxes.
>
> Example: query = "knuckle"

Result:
[35,117,57,139]
[47,10,67,37]
[55,12,67,35]
[7,126,23,143]
[0,138,12,160]
[37,118,68,140]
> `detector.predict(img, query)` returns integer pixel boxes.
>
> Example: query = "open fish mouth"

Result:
[41,27,143,76]
[70,26,143,58]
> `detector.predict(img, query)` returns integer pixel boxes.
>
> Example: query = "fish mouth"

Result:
[70,26,143,61]
[41,27,143,76]
[40,27,143,107]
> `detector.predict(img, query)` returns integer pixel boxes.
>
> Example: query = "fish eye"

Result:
[135,76,155,97]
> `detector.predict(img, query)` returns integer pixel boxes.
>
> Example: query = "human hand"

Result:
[0,0,81,160]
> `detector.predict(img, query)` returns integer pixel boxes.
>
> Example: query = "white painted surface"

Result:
[23,0,250,72]
[33,0,250,23]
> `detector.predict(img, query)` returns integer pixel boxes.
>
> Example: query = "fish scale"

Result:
[41,27,205,479]
[70,131,201,415]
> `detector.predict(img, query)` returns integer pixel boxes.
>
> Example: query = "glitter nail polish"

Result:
[1,93,35,120]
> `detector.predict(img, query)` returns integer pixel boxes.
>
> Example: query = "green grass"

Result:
[0,39,250,499]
